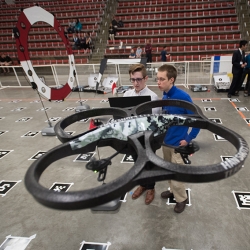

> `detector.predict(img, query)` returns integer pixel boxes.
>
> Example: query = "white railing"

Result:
[0,59,231,90]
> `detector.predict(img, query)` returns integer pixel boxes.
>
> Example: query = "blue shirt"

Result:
[245,54,250,69]
[162,86,200,146]
[161,50,167,62]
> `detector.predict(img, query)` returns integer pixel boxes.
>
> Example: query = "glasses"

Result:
[156,77,166,82]
[129,78,145,83]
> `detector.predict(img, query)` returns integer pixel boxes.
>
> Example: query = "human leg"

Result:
[6,62,12,73]
[244,69,250,96]
[161,146,175,197]
[132,182,155,205]
[239,70,248,93]
[148,53,152,62]
[162,146,188,213]
[131,154,155,204]
[228,73,242,96]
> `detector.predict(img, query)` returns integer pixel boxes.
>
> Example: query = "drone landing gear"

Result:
[86,150,123,211]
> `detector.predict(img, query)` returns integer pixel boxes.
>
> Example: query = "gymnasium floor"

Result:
[0,84,250,250]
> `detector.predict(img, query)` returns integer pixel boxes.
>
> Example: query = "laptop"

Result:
[108,96,152,119]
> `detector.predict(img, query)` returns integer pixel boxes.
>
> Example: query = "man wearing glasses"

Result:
[124,63,161,205]
[157,64,200,213]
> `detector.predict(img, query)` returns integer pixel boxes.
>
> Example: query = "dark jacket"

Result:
[145,43,152,54]
[232,49,245,75]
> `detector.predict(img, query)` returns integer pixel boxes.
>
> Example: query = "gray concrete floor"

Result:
[0,84,250,250]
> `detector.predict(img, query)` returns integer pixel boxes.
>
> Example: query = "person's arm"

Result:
[183,127,200,144]
[182,95,200,143]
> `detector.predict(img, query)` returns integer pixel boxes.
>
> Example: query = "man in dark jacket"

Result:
[145,40,152,63]
[227,40,248,98]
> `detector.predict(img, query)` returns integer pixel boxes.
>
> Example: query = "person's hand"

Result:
[179,140,188,146]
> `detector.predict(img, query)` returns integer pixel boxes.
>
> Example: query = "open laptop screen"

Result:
[108,96,151,108]
[108,96,152,119]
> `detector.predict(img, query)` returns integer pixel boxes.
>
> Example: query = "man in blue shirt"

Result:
[157,64,200,213]
[160,46,170,62]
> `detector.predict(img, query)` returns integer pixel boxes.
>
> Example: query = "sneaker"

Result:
[244,93,249,97]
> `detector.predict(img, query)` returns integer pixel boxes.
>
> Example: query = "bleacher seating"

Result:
[0,0,106,65]
[104,0,241,61]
